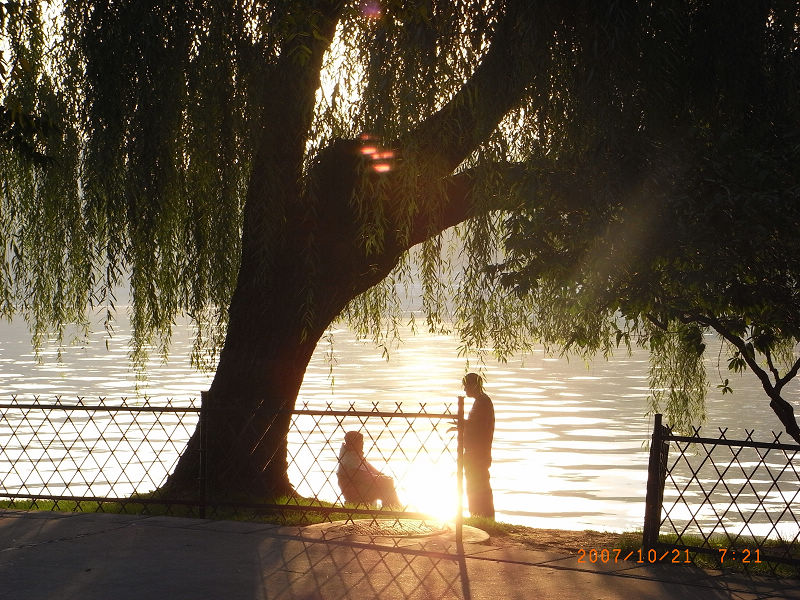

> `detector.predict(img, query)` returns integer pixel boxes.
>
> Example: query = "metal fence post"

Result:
[643,413,669,549]
[199,390,209,519]
[456,395,464,547]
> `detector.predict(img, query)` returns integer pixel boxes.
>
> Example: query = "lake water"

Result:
[1,314,798,534]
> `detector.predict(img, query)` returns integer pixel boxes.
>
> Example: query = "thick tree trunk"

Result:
[163,258,372,499]
[162,141,408,501]
[161,269,332,499]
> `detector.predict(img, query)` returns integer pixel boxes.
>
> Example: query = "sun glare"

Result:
[398,461,460,522]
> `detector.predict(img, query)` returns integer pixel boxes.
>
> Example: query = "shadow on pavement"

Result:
[2,511,799,600]
[258,533,468,599]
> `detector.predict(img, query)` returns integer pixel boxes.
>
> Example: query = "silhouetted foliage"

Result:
[2,1,798,495]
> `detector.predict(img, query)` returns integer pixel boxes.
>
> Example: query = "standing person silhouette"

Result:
[461,372,495,518]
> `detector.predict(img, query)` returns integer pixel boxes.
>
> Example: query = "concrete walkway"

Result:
[0,510,797,599]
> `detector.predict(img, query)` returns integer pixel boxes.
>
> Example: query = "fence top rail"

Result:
[665,432,800,452]
[0,403,201,413]
[279,408,455,419]
[221,400,456,419]
[0,403,454,420]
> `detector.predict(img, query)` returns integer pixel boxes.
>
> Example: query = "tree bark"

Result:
[161,0,554,501]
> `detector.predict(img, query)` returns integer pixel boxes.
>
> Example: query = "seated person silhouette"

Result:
[337,430,400,508]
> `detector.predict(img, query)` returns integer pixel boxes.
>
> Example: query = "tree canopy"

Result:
[494,1,800,438]
[1,0,800,495]
[0,0,536,358]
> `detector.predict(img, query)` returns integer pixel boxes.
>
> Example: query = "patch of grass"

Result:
[0,496,395,528]
[463,515,518,536]
[654,533,800,579]
[0,497,200,518]
[609,530,643,552]
[200,496,384,526]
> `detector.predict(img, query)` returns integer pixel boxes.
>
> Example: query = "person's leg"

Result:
[474,467,494,518]
[340,469,380,504]
[376,475,400,508]
[465,460,494,518]
[356,471,382,504]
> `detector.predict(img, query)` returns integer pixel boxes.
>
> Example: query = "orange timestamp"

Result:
[577,547,763,565]
[717,548,762,563]
[578,548,692,564]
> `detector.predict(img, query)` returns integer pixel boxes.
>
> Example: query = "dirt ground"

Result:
[483,525,638,555]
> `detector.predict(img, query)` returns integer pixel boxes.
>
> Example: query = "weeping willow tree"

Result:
[1,0,551,498]
[2,0,799,498]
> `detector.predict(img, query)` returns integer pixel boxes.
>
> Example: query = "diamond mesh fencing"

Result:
[1,395,470,598]
[278,401,458,522]
[644,414,800,575]
[0,395,462,529]
[0,396,202,514]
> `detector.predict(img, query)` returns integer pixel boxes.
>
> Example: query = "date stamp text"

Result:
[577,548,762,564]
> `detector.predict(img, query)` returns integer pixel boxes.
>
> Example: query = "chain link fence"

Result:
[0,395,463,531]
[643,414,800,575]
[1,394,471,598]
[0,396,200,511]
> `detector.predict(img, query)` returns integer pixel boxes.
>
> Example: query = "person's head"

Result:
[462,372,483,397]
[344,430,364,455]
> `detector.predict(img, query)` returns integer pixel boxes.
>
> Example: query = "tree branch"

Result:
[645,313,670,332]
[397,162,527,251]
[777,356,800,394]
[764,347,782,386]
[340,159,530,309]
[402,0,554,176]
[243,1,344,259]
[698,314,800,443]
[255,0,345,178]
[697,315,772,389]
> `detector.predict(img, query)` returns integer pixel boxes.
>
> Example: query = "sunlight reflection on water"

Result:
[1,316,798,533]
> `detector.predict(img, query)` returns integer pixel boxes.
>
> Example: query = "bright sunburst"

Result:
[395,459,460,522]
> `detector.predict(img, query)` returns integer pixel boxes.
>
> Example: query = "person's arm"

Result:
[465,397,493,447]
[463,407,480,445]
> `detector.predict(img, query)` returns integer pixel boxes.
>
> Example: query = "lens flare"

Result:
[360,1,382,19]
[358,133,395,174]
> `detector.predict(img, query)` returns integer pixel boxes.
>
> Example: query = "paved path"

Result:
[1,510,797,599]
